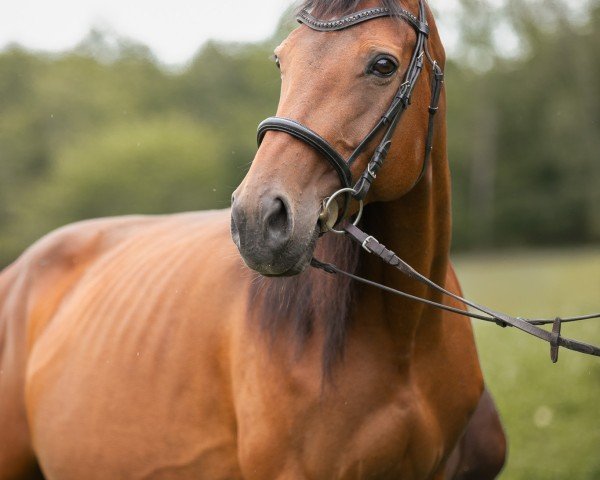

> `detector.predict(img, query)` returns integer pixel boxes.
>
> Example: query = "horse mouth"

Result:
[260,251,312,277]
[239,224,319,277]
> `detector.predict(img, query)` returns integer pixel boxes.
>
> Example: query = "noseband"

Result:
[257,0,443,231]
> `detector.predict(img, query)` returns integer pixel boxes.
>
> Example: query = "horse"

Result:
[0,0,507,478]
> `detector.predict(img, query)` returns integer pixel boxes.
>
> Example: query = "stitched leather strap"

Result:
[312,224,600,362]
[257,117,353,189]
[412,62,444,186]
[550,317,562,363]
[297,6,429,35]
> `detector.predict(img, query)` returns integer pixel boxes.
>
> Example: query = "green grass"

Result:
[453,248,600,480]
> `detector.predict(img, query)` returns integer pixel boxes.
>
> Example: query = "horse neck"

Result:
[358,139,451,356]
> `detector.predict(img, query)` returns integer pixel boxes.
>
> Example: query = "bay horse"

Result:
[0,0,507,478]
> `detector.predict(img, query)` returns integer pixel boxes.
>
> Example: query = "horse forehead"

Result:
[286,19,410,64]
[285,26,358,60]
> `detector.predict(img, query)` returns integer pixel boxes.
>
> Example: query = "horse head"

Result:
[231,0,445,276]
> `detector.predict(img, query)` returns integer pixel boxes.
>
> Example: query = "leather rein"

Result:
[256,1,600,362]
[311,226,600,363]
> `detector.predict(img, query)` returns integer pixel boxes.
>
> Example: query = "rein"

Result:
[312,224,600,363]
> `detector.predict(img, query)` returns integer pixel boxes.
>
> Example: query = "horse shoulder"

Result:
[0,261,40,476]
[19,212,248,478]
[15,210,239,352]
[442,263,507,480]
[8,216,161,343]
[408,262,485,475]
[0,216,147,478]
[416,260,484,403]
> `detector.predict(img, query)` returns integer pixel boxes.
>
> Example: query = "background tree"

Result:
[0,1,598,266]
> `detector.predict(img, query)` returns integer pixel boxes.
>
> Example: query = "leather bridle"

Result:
[254,1,600,361]
[257,0,443,229]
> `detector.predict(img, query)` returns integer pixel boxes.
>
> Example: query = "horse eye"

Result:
[370,56,398,77]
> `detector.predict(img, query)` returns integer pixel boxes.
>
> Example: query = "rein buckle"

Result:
[361,236,376,253]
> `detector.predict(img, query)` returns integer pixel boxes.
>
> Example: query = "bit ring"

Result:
[323,187,364,235]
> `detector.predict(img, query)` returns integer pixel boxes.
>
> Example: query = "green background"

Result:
[456,249,600,479]
[0,1,598,477]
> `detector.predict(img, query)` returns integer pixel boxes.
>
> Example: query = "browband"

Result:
[297,6,429,36]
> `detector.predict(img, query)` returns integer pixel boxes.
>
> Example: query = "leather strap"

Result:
[411,62,444,186]
[312,224,600,362]
[297,7,429,36]
[550,317,562,363]
[257,117,353,189]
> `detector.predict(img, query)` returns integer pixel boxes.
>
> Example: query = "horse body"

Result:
[0,213,241,478]
[1,207,497,480]
[1,0,507,477]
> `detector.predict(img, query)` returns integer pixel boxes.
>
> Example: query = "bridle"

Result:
[257,0,443,231]
[254,1,600,361]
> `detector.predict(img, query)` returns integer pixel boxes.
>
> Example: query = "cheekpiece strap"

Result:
[297,6,429,36]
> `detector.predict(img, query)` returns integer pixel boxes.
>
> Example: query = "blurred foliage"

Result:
[0,1,599,266]
[0,34,281,265]
[0,3,598,478]
[447,1,600,249]
[455,248,600,480]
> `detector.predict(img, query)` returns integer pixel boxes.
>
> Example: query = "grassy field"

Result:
[453,248,600,480]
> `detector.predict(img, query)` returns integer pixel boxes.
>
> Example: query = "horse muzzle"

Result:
[231,190,318,276]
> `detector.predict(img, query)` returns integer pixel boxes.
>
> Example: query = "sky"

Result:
[0,0,473,67]
[3,0,586,67]
[0,0,298,66]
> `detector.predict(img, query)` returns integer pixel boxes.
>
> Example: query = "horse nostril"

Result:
[264,197,291,245]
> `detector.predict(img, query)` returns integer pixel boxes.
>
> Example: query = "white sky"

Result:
[2,0,585,66]
[0,0,297,66]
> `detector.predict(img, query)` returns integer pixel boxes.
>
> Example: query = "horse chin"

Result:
[241,225,319,278]
[262,251,312,277]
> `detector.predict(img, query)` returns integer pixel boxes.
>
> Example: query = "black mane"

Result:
[249,232,360,377]
[251,0,414,376]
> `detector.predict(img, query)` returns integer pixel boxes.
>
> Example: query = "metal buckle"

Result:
[361,236,376,253]
[367,163,377,179]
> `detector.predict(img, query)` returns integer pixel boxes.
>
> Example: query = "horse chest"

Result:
[234,355,444,480]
